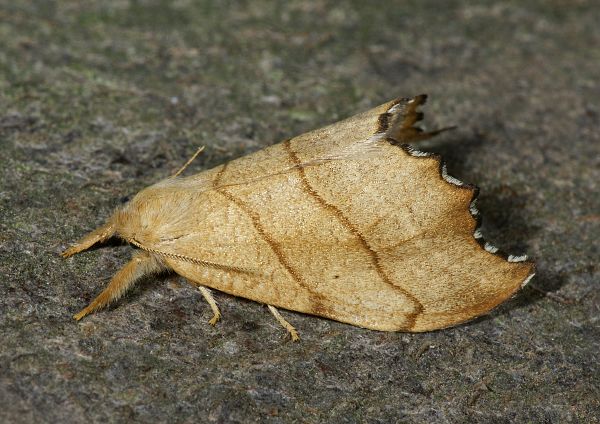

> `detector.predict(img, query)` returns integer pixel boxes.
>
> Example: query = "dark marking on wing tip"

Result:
[383,94,453,144]
[376,94,428,136]
[377,113,390,134]
[414,93,428,105]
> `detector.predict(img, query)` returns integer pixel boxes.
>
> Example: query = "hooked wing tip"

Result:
[384,94,454,144]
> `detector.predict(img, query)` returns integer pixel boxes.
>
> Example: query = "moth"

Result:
[63,95,535,340]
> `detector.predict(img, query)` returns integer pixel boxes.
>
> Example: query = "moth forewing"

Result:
[63,95,535,337]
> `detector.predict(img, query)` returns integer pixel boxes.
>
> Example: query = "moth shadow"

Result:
[415,133,539,250]
[462,274,567,329]
[416,132,484,177]
[85,270,197,331]
[462,264,569,328]
[70,237,129,253]
[417,133,567,314]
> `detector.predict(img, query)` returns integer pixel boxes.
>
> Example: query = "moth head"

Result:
[113,181,196,246]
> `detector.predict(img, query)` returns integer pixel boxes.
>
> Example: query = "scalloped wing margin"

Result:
[380,95,536,295]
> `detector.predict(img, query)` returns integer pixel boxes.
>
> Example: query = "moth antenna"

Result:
[126,237,253,275]
[62,221,116,258]
[172,146,205,178]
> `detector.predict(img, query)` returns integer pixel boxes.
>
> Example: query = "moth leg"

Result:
[267,305,300,342]
[62,222,115,258]
[172,146,205,178]
[198,286,221,325]
[73,251,164,321]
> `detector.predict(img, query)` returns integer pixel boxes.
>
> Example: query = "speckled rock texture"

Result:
[0,1,598,423]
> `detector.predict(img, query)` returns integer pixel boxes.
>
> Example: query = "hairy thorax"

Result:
[114,181,206,247]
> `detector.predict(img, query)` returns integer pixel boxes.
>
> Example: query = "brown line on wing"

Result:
[283,139,424,329]
[212,167,328,314]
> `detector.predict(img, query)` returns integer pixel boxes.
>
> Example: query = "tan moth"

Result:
[62,95,535,340]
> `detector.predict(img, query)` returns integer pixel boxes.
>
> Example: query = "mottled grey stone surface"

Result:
[1,1,598,423]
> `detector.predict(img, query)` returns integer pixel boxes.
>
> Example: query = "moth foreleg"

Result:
[73,251,165,321]
[62,221,115,258]
[197,286,221,325]
[267,305,300,342]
